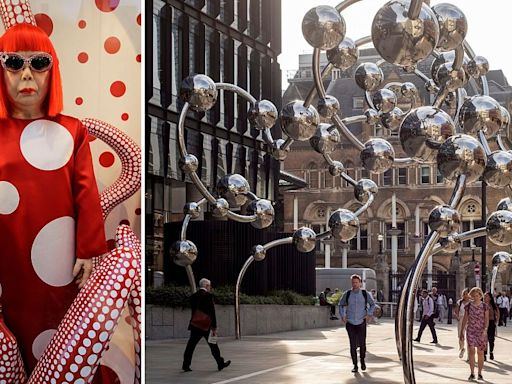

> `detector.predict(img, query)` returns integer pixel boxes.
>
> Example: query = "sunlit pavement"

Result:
[146,318,512,383]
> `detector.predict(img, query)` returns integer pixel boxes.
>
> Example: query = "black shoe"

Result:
[218,360,231,371]
[468,373,475,381]
[478,374,483,380]
[182,366,192,372]
[484,355,487,361]
[360,360,366,371]
[413,338,420,342]
[490,352,494,360]
[430,340,438,344]
[351,365,358,373]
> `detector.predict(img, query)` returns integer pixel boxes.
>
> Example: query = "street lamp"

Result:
[378,233,383,254]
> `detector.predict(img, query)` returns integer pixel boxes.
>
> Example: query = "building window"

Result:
[436,167,443,184]
[374,125,384,137]
[332,69,340,80]
[353,97,364,110]
[398,168,407,185]
[385,222,406,250]
[420,166,430,184]
[383,169,393,186]
[350,224,368,251]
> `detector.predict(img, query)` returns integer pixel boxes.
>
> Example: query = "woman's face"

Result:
[471,291,482,302]
[484,293,490,303]
[3,51,50,117]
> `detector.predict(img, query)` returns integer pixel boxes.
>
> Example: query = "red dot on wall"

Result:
[78,19,87,29]
[106,239,116,251]
[119,219,131,226]
[136,54,141,63]
[34,13,53,36]
[77,52,88,63]
[75,97,83,105]
[99,152,115,167]
[104,36,121,54]
[121,113,129,121]
[137,14,141,26]
[95,0,120,12]
[110,81,126,97]
[135,208,141,215]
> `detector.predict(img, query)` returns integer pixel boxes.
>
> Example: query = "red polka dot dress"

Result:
[0,114,107,373]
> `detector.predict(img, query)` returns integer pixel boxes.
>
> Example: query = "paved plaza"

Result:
[146,318,512,383]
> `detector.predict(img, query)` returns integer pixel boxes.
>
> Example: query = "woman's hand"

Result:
[73,258,93,289]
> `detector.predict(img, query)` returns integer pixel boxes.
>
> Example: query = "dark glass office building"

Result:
[145,0,283,285]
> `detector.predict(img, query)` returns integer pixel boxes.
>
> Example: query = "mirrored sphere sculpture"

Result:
[212,198,230,218]
[328,209,360,242]
[354,178,378,204]
[355,62,384,91]
[216,174,251,208]
[251,244,266,262]
[184,202,201,219]
[171,240,198,266]
[247,199,275,229]
[428,205,461,237]
[439,233,462,254]
[497,197,512,212]
[302,5,346,50]
[292,227,317,253]
[483,150,512,188]
[326,37,358,70]
[361,138,395,173]
[487,210,512,246]
[381,107,404,131]
[248,100,278,130]
[317,95,340,118]
[179,74,218,112]
[431,3,467,52]
[328,160,344,176]
[280,101,320,141]
[372,88,397,113]
[179,154,199,174]
[310,123,341,154]
[458,95,503,136]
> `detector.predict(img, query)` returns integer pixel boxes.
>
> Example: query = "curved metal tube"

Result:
[281,137,295,152]
[452,44,465,71]
[497,134,508,151]
[478,130,492,156]
[226,210,258,223]
[449,173,467,208]
[354,193,374,217]
[408,0,423,20]
[490,265,499,295]
[433,87,450,109]
[342,115,367,125]
[341,171,358,187]
[332,113,365,151]
[216,82,257,104]
[316,230,332,241]
[336,0,362,13]
[177,102,190,158]
[304,51,333,108]
[185,266,197,293]
[181,215,191,241]
[190,172,217,204]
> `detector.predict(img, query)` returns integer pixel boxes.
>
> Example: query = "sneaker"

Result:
[218,360,231,371]
[351,365,358,373]
[484,355,487,361]
[182,366,192,372]
[413,338,420,342]
[360,360,366,371]
[468,373,475,381]
[459,348,465,358]
[490,352,494,360]
[478,374,483,380]
[430,340,438,344]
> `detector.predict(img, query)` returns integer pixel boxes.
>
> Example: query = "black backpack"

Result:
[342,289,368,307]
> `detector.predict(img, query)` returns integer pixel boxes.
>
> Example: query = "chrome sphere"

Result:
[435,63,466,92]
[280,101,320,141]
[437,134,486,183]
[425,79,439,94]
[171,240,198,267]
[317,95,340,119]
[439,233,461,254]
[355,62,384,92]
[432,3,467,52]
[401,82,418,98]
[380,107,404,131]
[372,89,397,113]
[271,139,289,161]
[328,209,359,242]
[458,95,502,137]
[491,251,512,271]
[399,106,456,162]
[179,154,199,174]
[212,198,230,217]
[497,197,512,212]
[361,138,395,174]
[328,160,344,176]
[431,51,469,86]
[247,199,275,229]
[483,150,512,188]
[184,202,201,219]
[466,56,489,78]
[180,74,218,112]
[251,244,266,262]
[487,210,512,246]
[248,100,278,130]
[310,124,340,155]
[326,37,358,70]
[302,5,346,50]
[371,0,440,68]
[292,227,317,253]
[428,205,461,237]
[364,109,380,125]
[354,178,378,204]
[500,106,510,130]
[216,174,250,208]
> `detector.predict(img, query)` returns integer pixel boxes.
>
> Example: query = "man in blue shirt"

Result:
[339,274,376,373]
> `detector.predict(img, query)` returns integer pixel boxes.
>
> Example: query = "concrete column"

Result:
[342,244,348,268]
[293,195,298,230]
[325,208,331,268]
[415,205,421,258]
[391,194,398,290]
[470,219,474,248]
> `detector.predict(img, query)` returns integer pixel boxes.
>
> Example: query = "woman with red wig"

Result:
[0,23,106,374]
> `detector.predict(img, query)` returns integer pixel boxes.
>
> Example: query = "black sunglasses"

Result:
[0,52,53,73]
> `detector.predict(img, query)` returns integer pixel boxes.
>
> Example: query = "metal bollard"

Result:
[447,298,453,324]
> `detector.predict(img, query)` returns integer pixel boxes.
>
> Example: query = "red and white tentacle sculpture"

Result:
[0,0,36,29]
[0,307,27,383]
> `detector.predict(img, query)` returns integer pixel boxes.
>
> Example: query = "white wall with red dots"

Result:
[26,0,142,250]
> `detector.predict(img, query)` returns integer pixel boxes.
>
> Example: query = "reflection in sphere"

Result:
[251,244,266,262]
[401,82,418,98]
[272,139,289,161]
[491,251,512,271]
[399,106,455,162]
[317,95,340,119]
[500,106,510,130]
[365,109,380,125]
[425,79,439,94]
[428,205,461,237]
[310,124,340,154]
[483,151,512,188]
[440,233,461,254]
[212,198,230,218]
[247,199,275,229]
[184,202,201,219]
[497,197,512,212]
[381,107,404,131]
[328,160,344,176]
[432,3,467,52]
[361,138,395,174]
[372,89,397,113]
[248,100,278,130]
[355,62,384,91]
[487,210,512,246]
[326,37,358,70]
[171,240,198,266]
[458,95,502,137]
[371,0,440,68]
[328,209,359,242]
[180,74,218,112]
[293,227,317,253]
[466,56,489,78]
[179,154,199,174]
[437,134,486,183]
[354,178,378,204]
[302,5,346,50]
[431,51,469,86]
[216,174,251,208]
[280,101,319,141]
[435,63,466,92]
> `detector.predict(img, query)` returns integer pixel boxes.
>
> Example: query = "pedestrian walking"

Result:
[497,292,509,326]
[484,292,499,361]
[437,291,448,323]
[413,289,438,344]
[182,278,231,372]
[454,288,470,359]
[339,274,376,373]
[319,287,338,320]
[459,287,489,381]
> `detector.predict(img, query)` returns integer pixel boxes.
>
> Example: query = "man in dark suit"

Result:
[182,278,231,372]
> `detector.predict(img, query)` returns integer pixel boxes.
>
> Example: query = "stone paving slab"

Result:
[145,319,512,383]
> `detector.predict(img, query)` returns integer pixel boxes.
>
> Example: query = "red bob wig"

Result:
[0,23,63,119]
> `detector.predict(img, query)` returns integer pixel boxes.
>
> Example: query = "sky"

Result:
[280,0,512,90]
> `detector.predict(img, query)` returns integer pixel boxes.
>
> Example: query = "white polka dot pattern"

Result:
[0,181,19,215]
[82,119,141,221]
[0,312,28,383]
[31,329,57,360]
[28,246,139,384]
[0,0,36,29]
